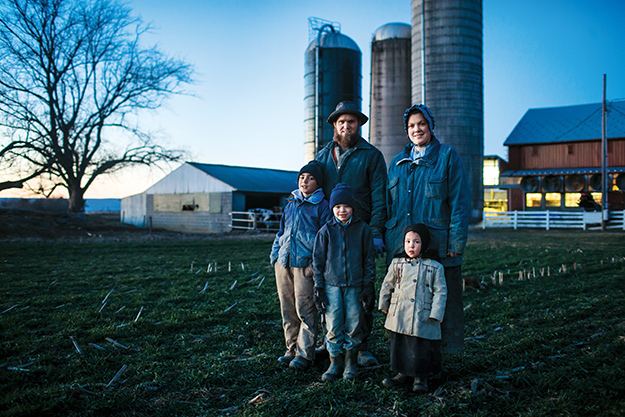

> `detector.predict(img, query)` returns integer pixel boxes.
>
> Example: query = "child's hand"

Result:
[313,287,328,314]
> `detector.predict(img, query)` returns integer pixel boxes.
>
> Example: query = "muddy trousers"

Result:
[275,263,318,361]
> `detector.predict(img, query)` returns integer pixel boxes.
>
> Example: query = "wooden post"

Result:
[601,74,608,230]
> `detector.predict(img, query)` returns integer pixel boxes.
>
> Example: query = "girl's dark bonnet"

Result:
[403,223,431,250]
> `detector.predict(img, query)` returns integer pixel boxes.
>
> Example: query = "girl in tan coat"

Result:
[379,224,447,392]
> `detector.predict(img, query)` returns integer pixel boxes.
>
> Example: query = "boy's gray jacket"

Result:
[385,137,470,267]
[379,257,447,340]
[312,216,375,288]
[270,188,332,268]
[315,137,387,240]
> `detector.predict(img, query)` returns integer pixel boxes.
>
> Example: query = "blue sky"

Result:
[3,0,625,199]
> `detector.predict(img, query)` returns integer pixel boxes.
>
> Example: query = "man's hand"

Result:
[313,286,328,314]
[358,284,376,312]
[373,238,385,256]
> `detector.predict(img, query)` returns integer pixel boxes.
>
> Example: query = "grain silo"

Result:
[304,22,362,161]
[369,22,412,167]
[411,0,484,222]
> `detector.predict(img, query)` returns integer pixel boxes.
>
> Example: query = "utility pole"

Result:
[601,74,608,230]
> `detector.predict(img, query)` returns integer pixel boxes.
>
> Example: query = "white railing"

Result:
[483,210,625,230]
[230,211,281,232]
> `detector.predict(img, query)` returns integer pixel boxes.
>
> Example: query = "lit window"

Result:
[565,193,581,207]
[526,193,542,208]
[591,192,602,206]
[483,165,499,186]
[545,193,561,207]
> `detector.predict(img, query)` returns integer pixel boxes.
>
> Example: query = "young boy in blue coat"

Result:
[312,183,376,381]
[270,161,332,371]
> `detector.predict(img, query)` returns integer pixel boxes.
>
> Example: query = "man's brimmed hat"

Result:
[326,101,368,125]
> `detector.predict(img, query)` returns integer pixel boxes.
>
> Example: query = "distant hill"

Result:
[0,198,120,213]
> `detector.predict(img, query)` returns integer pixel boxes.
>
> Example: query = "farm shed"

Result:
[500,101,625,211]
[120,162,297,233]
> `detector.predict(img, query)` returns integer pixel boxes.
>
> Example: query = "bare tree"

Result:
[0,0,192,212]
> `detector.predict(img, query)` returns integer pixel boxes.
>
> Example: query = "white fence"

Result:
[483,210,625,230]
[230,211,281,232]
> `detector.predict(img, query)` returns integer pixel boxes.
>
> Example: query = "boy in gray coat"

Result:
[312,183,376,381]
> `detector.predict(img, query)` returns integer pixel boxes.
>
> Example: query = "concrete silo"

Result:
[369,22,412,167]
[411,0,484,222]
[304,24,362,161]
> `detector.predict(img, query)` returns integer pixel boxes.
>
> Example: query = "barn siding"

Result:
[146,192,233,233]
[508,138,625,170]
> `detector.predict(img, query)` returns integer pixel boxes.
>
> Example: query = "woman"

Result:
[384,104,470,354]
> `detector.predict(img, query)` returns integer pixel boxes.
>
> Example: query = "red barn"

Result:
[500,102,625,211]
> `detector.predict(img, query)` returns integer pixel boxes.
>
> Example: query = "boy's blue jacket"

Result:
[270,188,332,268]
[385,137,470,268]
[312,215,376,288]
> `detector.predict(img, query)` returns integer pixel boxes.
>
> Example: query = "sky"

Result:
[3,0,625,199]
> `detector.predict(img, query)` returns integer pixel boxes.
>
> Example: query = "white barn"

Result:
[121,162,298,233]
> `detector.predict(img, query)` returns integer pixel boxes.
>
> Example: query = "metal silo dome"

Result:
[304,28,363,161]
[372,22,412,41]
[369,22,412,167]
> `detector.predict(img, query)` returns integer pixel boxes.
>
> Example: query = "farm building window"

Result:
[525,193,542,208]
[567,144,574,155]
[565,193,581,207]
[545,193,561,207]
[153,193,222,212]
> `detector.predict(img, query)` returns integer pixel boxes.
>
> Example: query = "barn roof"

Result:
[187,162,298,193]
[504,100,625,146]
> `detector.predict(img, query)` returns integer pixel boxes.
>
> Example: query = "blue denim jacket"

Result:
[312,216,376,288]
[385,137,470,267]
[270,188,332,268]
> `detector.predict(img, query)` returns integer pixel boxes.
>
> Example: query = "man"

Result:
[315,101,387,367]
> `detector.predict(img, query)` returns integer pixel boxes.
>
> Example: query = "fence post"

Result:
[513,211,518,230]
[546,210,550,231]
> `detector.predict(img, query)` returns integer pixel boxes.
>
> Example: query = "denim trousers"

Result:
[324,285,363,356]
[275,263,317,360]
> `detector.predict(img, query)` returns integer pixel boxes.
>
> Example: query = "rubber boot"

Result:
[412,376,428,393]
[382,373,411,388]
[321,354,344,382]
[357,350,379,367]
[343,349,359,379]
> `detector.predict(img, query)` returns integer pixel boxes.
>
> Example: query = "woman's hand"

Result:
[381,309,388,315]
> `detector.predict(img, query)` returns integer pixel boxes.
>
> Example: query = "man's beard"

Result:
[333,131,359,149]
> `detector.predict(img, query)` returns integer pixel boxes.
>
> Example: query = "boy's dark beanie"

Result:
[299,160,324,188]
[330,183,354,208]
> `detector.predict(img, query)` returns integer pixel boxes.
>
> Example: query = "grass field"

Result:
[1,228,624,416]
